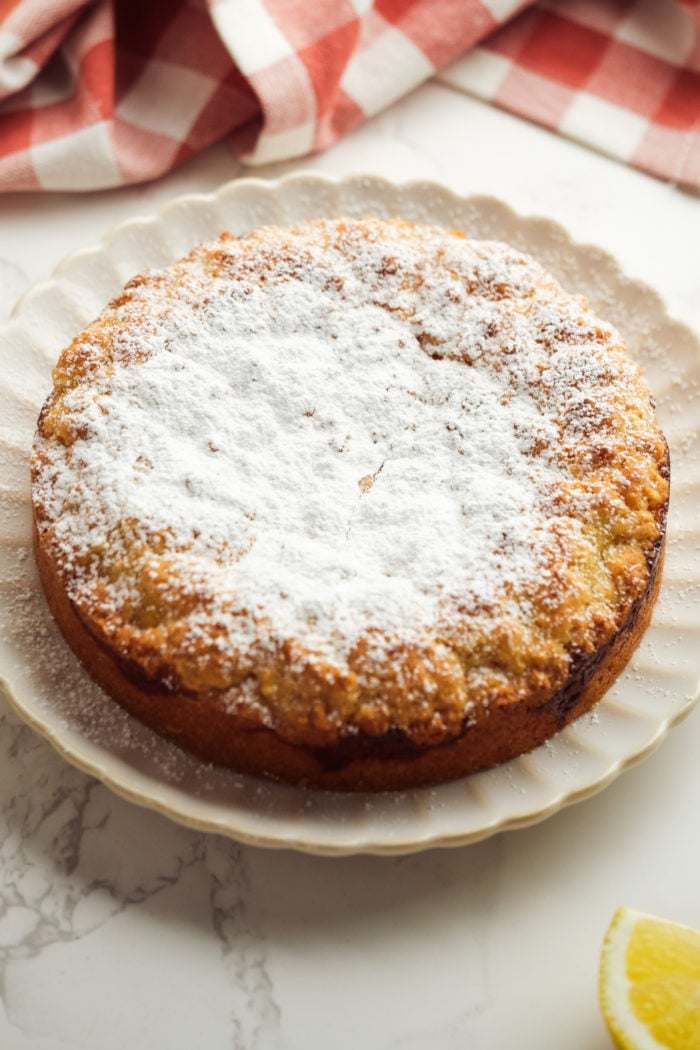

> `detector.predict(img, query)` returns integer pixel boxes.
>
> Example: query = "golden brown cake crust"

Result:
[31,218,670,791]
[34,526,665,790]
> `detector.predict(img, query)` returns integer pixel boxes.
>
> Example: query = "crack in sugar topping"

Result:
[33,219,668,739]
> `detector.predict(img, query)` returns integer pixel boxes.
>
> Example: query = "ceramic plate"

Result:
[1,174,698,855]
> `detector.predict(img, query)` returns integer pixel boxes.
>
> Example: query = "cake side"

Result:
[34,522,666,790]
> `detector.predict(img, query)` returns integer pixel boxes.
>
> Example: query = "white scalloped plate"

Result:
[0,174,698,855]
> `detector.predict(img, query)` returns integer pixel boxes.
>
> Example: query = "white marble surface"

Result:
[0,81,698,1049]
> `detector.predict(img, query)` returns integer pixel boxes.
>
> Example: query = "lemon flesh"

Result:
[600,907,700,1050]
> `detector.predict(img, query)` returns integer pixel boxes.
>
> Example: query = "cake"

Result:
[31,218,669,791]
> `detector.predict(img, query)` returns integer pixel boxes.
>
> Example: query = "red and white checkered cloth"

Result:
[0,0,698,192]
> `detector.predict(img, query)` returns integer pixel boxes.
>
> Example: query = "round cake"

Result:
[31,217,669,791]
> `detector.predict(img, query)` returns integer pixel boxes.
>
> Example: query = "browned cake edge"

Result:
[33,516,667,793]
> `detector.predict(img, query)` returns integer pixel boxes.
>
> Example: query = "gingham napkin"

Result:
[0,0,697,192]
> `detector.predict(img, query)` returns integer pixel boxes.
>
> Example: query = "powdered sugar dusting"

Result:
[32,219,660,712]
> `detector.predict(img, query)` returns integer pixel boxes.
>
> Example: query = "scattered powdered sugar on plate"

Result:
[0,546,193,779]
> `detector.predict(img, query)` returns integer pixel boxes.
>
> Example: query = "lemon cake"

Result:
[31,218,669,790]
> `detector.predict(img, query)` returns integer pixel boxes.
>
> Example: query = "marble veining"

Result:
[206,838,282,1050]
[0,700,281,1049]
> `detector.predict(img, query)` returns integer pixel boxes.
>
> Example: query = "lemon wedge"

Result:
[599,907,700,1049]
